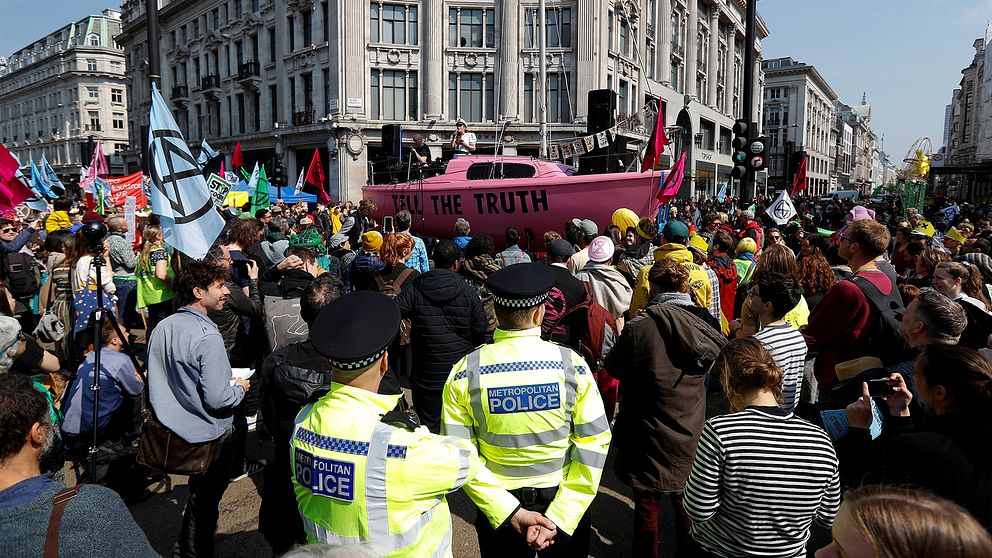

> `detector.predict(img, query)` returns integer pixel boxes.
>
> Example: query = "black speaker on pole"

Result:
[382,124,403,162]
[579,90,618,175]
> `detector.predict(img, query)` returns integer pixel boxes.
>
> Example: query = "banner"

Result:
[572,139,585,156]
[147,83,225,259]
[124,196,137,244]
[596,131,610,149]
[548,144,560,160]
[206,173,233,207]
[583,136,596,153]
[766,189,798,226]
[105,172,147,208]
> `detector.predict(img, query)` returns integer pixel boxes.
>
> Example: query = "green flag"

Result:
[250,164,270,215]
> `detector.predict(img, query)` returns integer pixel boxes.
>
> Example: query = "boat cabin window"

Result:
[465,162,537,180]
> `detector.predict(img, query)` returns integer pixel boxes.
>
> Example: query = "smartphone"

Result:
[383,215,394,233]
[867,378,896,397]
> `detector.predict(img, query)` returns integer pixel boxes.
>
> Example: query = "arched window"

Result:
[88,34,100,46]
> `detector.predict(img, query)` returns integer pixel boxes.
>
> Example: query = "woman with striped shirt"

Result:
[684,338,841,557]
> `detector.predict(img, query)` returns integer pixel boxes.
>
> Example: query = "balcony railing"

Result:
[238,61,259,79]
[293,108,316,127]
[172,85,189,98]
[201,74,221,89]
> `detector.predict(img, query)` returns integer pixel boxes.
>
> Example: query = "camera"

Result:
[79,221,108,255]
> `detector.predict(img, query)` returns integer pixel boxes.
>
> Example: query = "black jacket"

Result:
[209,278,263,367]
[260,269,316,299]
[395,269,487,391]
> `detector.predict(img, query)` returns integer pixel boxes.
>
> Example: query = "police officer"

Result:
[441,263,612,557]
[291,291,556,556]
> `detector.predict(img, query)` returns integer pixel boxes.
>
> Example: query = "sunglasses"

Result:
[749,286,761,298]
[0,227,17,233]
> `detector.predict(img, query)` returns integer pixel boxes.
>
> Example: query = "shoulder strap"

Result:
[44,485,83,558]
[846,273,898,312]
[393,267,415,289]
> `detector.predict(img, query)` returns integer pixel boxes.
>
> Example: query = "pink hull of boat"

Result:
[363,156,661,249]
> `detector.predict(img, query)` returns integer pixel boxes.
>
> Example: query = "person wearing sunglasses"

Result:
[0,216,42,319]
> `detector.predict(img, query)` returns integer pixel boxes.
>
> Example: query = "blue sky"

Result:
[2,0,989,161]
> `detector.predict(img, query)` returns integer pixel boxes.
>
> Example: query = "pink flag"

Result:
[79,141,108,194]
[656,152,686,205]
[0,145,38,210]
[640,106,670,173]
[306,149,332,205]
[219,160,226,178]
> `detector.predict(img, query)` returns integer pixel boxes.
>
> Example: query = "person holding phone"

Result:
[844,344,992,530]
[450,118,477,157]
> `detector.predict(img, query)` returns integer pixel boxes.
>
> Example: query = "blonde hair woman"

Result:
[135,224,175,336]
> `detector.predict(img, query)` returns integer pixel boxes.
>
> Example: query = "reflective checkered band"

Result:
[294,428,408,459]
[452,360,588,381]
[331,348,388,371]
[492,293,549,308]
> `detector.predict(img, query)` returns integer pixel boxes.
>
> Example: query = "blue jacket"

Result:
[147,306,244,443]
[0,228,33,254]
[402,231,430,274]
[61,348,144,435]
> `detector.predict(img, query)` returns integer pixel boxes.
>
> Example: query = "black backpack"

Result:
[846,273,911,366]
[1,251,40,299]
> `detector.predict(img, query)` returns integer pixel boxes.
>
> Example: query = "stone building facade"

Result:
[116,0,767,202]
[0,9,129,184]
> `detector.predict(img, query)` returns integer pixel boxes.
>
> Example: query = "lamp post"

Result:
[275,134,283,201]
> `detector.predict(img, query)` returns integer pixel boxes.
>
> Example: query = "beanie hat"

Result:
[611,208,639,233]
[661,220,689,244]
[362,231,383,251]
[588,236,615,263]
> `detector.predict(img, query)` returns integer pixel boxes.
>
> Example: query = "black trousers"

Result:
[411,387,442,434]
[174,429,236,558]
[475,487,592,558]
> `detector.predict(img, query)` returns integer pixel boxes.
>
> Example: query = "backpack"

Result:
[374,268,415,345]
[2,251,40,299]
[846,273,912,366]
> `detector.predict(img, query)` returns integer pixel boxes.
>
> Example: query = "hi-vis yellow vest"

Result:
[292,382,519,557]
[441,328,612,535]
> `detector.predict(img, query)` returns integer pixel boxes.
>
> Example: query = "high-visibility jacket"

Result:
[292,382,520,557]
[630,243,713,315]
[441,327,612,535]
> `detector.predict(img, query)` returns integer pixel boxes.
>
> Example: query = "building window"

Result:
[212,7,220,30]
[113,113,124,129]
[237,94,245,134]
[110,61,121,73]
[619,19,630,57]
[322,2,329,42]
[269,84,278,126]
[371,69,418,121]
[546,73,572,123]
[87,59,97,71]
[524,8,571,48]
[303,10,313,46]
[268,27,277,62]
[193,19,200,38]
[88,111,100,130]
[87,87,99,101]
[88,34,100,46]
[618,79,628,116]
[252,0,259,12]
[288,16,295,51]
[448,8,494,48]
[235,0,243,18]
[448,72,494,122]
[371,3,418,45]
[115,143,128,153]
[111,89,123,104]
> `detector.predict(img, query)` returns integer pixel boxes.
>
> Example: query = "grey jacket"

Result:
[148,306,244,443]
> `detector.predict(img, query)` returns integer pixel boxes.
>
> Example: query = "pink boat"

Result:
[363,156,660,249]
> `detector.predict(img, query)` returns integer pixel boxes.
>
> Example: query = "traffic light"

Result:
[731,119,750,179]
[273,163,287,186]
[747,136,768,173]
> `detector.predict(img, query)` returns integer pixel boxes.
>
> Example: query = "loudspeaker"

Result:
[382,124,403,162]
[587,89,617,134]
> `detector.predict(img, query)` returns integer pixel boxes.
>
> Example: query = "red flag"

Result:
[219,160,225,178]
[790,153,808,197]
[656,152,687,205]
[305,149,331,205]
[640,107,670,172]
[0,145,36,210]
[232,141,243,169]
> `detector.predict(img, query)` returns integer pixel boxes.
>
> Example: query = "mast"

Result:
[538,0,548,158]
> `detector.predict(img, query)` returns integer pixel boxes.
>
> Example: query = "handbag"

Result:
[34,276,65,343]
[135,390,219,475]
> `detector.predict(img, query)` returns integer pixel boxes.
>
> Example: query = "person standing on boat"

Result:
[451,118,477,157]
[409,133,432,167]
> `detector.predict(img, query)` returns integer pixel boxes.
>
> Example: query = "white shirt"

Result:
[452,131,477,153]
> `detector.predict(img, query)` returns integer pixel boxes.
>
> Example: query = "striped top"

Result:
[683,407,840,558]
[753,324,808,412]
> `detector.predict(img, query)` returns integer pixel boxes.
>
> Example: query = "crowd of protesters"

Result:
[0,188,991,558]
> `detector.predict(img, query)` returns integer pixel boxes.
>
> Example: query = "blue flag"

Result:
[40,154,65,197]
[29,161,52,198]
[196,139,220,166]
[716,180,728,203]
[147,83,224,259]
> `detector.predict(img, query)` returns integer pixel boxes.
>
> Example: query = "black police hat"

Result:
[311,291,400,371]
[485,263,556,308]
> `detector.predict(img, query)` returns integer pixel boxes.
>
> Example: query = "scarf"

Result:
[461,255,500,283]
[650,292,695,308]
[737,252,757,264]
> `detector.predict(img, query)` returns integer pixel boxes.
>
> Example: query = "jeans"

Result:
[173,429,236,558]
[113,277,138,329]
[411,387,442,434]
[631,488,692,558]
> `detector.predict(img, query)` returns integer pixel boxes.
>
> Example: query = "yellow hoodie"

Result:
[630,243,713,315]
[45,211,72,233]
